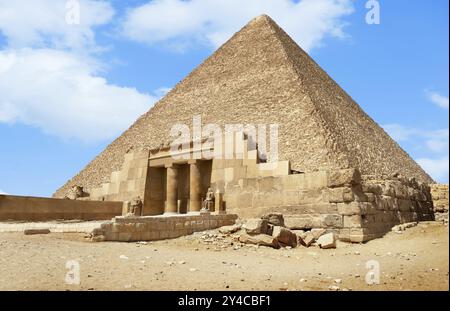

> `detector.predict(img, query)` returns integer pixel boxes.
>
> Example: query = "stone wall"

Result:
[91,213,238,242]
[0,195,122,221]
[88,150,150,202]
[431,184,449,213]
[223,168,434,242]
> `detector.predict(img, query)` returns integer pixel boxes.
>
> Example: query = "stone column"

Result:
[189,160,202,213]
[165,164,178,214]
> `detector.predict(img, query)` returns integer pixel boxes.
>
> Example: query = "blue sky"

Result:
[0,0,448,197]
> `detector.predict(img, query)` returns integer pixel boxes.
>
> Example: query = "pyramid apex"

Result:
[248,14,275,25]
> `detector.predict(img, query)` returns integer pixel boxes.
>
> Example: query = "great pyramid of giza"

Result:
[55,15,432,198]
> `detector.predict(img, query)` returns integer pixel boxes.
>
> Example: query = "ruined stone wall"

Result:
[224,168,434,242]
[92,213,237,242]
[0,195,122,221]
[431,184,449,213]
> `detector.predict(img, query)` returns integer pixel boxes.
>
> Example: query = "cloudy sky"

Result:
[0,0,448,197]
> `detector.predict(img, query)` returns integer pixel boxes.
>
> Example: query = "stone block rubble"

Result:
[234,213,337,249]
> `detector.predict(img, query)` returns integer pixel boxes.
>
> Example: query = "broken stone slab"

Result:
[24,228,51,235]
[311,228,327,240]
[261,213,285,227]
[218,224,242,235]
[272,226,297,248]
[317,233,336,249]
[238,233,280,249]
[243,218,268,235]
[301,232,315,247]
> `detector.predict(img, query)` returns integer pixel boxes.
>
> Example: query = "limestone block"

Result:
[118,232,132,242]
[303,171,329,189]
[311,228,327,239]
[324,214,343,228]
[280,175,303,190]
[329,187,354,203]
[238,234,280,248]
[327,169,361,188]
[282,190,300,206]
[284,214,324,230]
[253,191,283,208]
[317,233,336,249]
[343,215,363,228]
[362,183,382,195]
[236,192,253,209]
[243,218,268,235]
[301,232,315,247]
[272,226,297,247]
[338,228,350,242]
[296,191,323,207]
[219,224,242,234]
[337,202,362,216]
[261,213,285,226]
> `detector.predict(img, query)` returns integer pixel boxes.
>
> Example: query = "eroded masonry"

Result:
[0,15,447,243]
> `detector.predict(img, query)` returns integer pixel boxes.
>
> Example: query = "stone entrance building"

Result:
[53,15,437,242]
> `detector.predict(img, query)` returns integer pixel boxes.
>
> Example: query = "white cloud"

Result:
[121,0,354,52]
[417,156,449,183]
[0,48,157,141]
[0,189,7,195]
[383,124,449,152]
[383,124,449,182]
[0,0,114,50]
[426,90,449,109]
[0,1,165,142]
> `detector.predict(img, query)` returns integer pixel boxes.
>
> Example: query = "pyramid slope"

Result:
[55,15,432,198]
[263,16,433,183]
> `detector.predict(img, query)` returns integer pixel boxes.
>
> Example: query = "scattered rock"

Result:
[24,229,50,235]
[119,255,129,260]
[243,219,269,235]
[317,233,336,249]
[334,279,342,284]
[261,213,285,227]
[272,226,297,248]
[238,233,280,249]
[311,228,327,239]
[218,224,241,235]
[301,233,315,247]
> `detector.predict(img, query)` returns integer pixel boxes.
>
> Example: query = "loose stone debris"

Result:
[24,228,50,235]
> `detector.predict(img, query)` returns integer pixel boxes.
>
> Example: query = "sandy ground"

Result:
[0,221,448,291]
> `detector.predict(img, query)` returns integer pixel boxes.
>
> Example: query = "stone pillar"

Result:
[165,164,178,214]
[189,160,202,213]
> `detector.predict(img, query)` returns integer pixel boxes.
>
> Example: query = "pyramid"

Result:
[55,15,432,198]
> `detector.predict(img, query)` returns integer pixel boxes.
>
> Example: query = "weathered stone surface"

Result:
[243,218,268,235]
[238,233,280,248]
[328,169,361,188]
[272,226,297,247]
[24,228,50,235]
[301,232,315,247]
[311,228,327,239]
[329,187,354,203]
[317,233,336,249]
[218,224,241,234]
[261,213,285,226]
[431,184,449,213]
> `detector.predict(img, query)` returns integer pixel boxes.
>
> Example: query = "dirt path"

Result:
[0,221,448,291]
